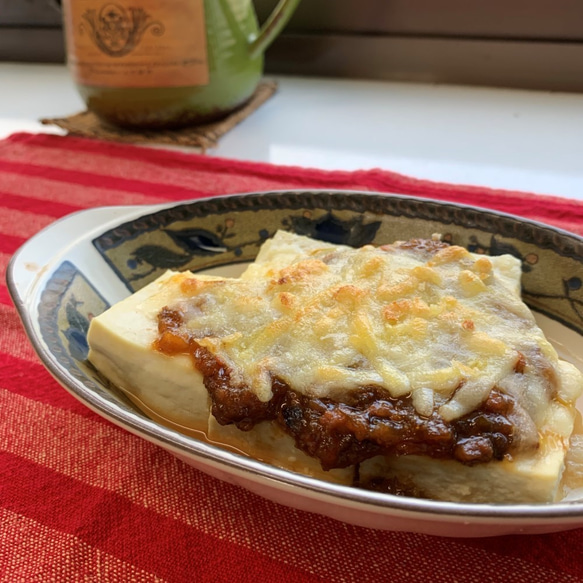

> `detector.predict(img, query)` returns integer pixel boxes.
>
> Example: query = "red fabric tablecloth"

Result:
[2,132,583,582]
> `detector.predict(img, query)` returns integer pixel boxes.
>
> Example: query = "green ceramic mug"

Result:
[62,0,301,129]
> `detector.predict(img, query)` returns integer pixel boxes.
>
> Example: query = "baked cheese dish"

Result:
[87,231,583,503]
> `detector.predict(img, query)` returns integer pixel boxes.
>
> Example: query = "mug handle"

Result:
[248,0,302,59]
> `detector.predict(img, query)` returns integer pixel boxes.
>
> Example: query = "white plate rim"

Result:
[7,189,583,535]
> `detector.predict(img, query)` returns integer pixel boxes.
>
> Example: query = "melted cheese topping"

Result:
[160,231,579,441]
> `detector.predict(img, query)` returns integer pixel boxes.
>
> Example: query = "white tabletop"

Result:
[2,62,583,201]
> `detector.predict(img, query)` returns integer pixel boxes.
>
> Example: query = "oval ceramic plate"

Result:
[7,190,583,538]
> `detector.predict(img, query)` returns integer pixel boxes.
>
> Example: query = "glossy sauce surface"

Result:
[155,306,518,471]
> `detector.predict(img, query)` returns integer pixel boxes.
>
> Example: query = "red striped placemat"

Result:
[2,132,583,582]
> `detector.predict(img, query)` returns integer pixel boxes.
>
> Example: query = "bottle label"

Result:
[62,0,209,88]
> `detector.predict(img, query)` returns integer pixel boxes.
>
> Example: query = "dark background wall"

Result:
[2,0,583,91]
